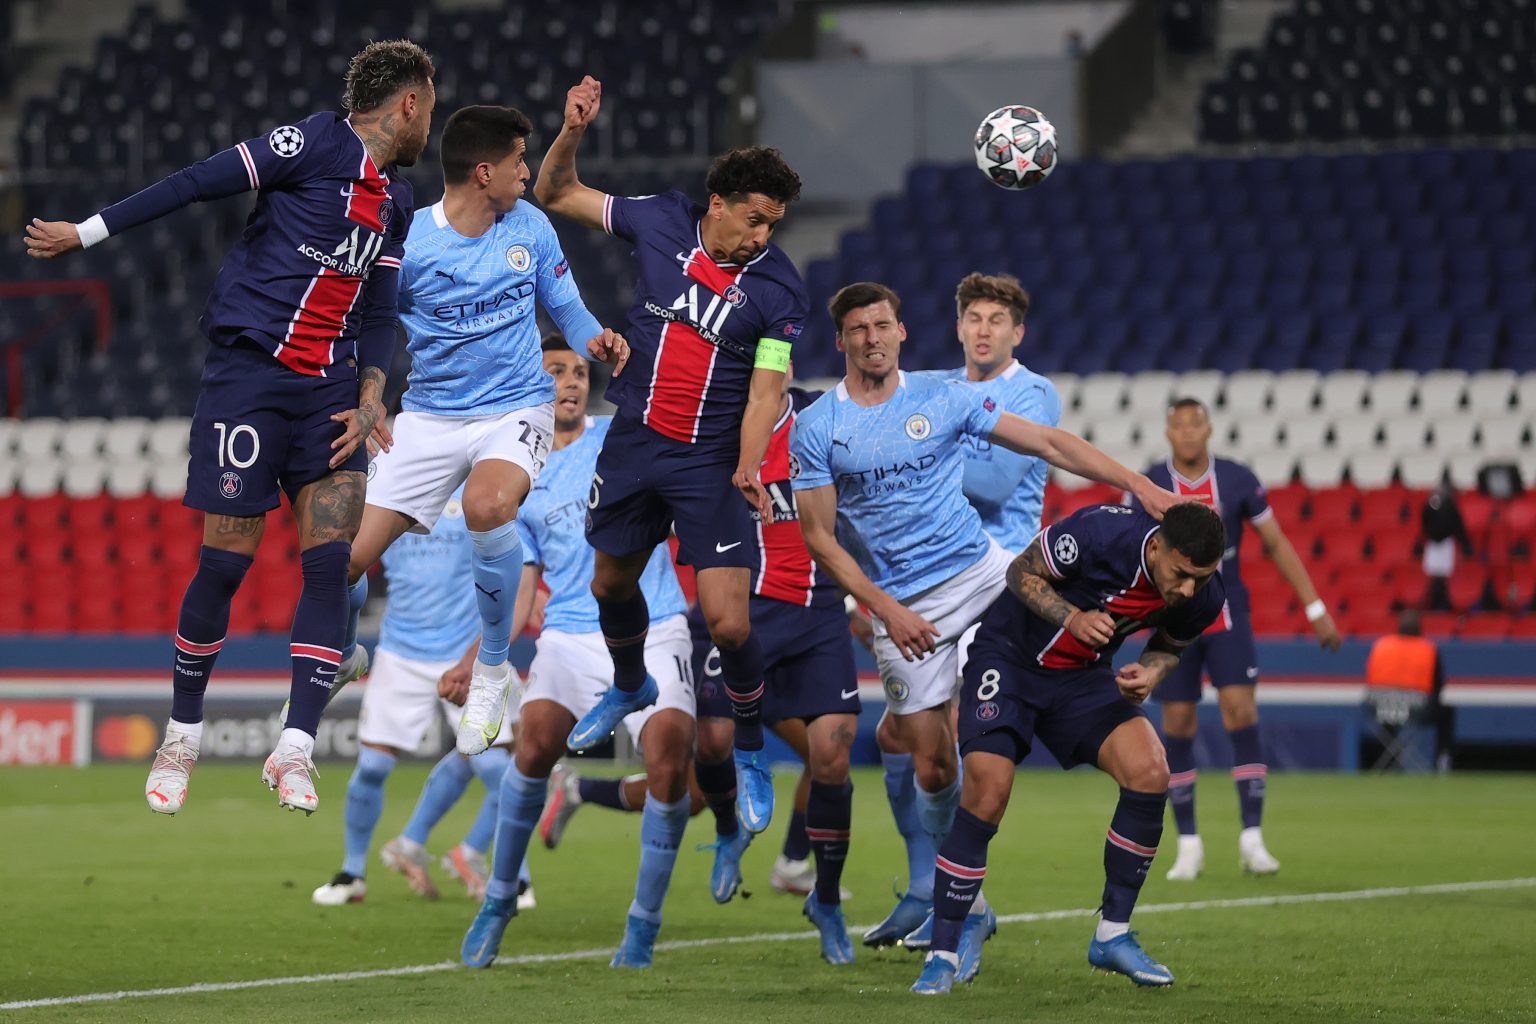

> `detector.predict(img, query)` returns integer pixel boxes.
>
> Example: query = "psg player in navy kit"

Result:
[534,75,808,833]
[25,41,436,817]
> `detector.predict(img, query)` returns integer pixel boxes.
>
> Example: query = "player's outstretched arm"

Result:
[733,367,786,518]
[796,484,939,661]
[1006,540,1113,648]
[532,75,610,230]
[1253,516,1342,650]
[988,413,1178,518]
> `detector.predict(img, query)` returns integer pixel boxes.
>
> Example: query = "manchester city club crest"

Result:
[904,413,932,441]
[883,676,911,703]
[506,245,531,272]
[219,471,243,499]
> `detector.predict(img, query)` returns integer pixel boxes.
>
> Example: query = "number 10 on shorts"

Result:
[213,422,261,468]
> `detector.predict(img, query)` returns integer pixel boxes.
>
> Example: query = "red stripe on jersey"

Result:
[235,143,259,189]
[1038,571,1166,669]
[755,411,816,605]
[278,267,364,376]
[1202,599,1233,636]
[644,321,719,442]
[344,154,389,232]
[684,250,743,297]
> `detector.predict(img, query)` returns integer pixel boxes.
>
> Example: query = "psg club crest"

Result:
[1053,533,1079,565]
[378,197,393,227]
[268,125,304,157]
[219,472,243,499]
[904,414,932,441]
[976,701,1000,722]
[506,245,532,272]
[724,284,746,308]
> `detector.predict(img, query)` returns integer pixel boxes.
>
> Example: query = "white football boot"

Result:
[312,872,367,906]
[1239,827,1281,875]
[381,836,440,900]
[262,745,320,815]
[1165,834,1205,881]
[145,734,199,815]
[457,661,513,755]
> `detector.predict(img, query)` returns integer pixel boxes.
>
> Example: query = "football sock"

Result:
[486,763,547,902]
[880,751,936,900]
[932,807,997,956]
[402,751,475,847]
[806,781,853,906]
[285,541,351,737]
[629,793,690,924]
[719,636,766,751]
[598,589,651,694]
[341,575,367,663]
[695,755,739,836]
[578,775,631,811]
[782,808,811,862]
[1102,787,1166,924]
[469,521,522,667]
[1229,724,1267,829]
[465,748,510,853]
[1165,735,1199,836]
[170,546,252,724]
[341,746,396,877]
[915,775,961,843]
[1095,920,1130,942]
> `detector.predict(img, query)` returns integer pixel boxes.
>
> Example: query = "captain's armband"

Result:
[754,337,793,373]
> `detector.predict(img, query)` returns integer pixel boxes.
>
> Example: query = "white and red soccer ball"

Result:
[974,105,1058,191]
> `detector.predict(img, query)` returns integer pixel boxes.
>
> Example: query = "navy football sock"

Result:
[1102,788,1166,924]
[932,808,997,957]
[806,781,853,906]
[170,546,252,724]
[695,755,739,836]
[1229,724,1267,829]
[578,776,632,811]
[470,521,522,667]
[285,541,350,737]
[719,635,766,751]
[598,589,651,693]
[782,808,811,861]
[1164,735,1199,836]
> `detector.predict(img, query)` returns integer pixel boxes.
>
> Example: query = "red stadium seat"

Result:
[112,494,163,530]
[20,495,69,530]
[1420,612,1460,639]
[1456,614,1510,639]
[1307,486,1359,532]
[1448,572,1489,612]
[1357,487,1410,528]
[0,590,27,632]
[1265,483,1309,523]
[1508,616,1536,639]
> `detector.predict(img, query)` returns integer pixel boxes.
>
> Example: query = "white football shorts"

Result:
[357,645,517,752]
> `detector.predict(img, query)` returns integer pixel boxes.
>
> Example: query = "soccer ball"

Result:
[974,105,1058,191]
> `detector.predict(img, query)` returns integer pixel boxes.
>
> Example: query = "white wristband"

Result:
[75,214,109,249]
[1304,599,1328,623]
[844,594,860,616]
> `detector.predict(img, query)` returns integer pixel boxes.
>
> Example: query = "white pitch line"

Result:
[4,877,1532,1012]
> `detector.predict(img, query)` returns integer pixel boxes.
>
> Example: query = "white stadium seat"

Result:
[101,417,153,460]
[1049,372,1080,414]
[1077,373,1129,417]
[1205,414,1234,452]
[150,461,187,499]
[1086,415,1140,450]
[1229,415,1282,457]
[1366,371,1419,417]
[1124,371,1177,418]
[1516,372,1536,413]
[18,461,61,497]
[106,458,155,498]
[16,418,63,461]
[1429,415,1478,457]
[1399,455,1447,489]
[147,419,192,459]
[1379,415,1430,457]
[1417,370,1468,416]
[0,419,19,457]
[1281,415,1331,452]
[0,456,17,497]
[1050,467,1096,491]
[1057,412,1087,440]
[1478,414,1530,458]
[1297,450,1348,488]
[59,418,109,462]
[1317,370,1372,415]
[1220,370,1273,414]
[1349,452,1398,489]
[1466,370,1518,414]
[1249,451,1296,488]
[61,460,108,498]
[1447,458,1481,491]
[1270,370,1321,416]
[1175,370,1224,412]
[1325,414,1379,455]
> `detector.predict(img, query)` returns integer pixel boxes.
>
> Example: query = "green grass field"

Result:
[3,765,1534,1023]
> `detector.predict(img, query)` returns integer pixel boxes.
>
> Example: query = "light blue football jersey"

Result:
[377,486,479,662]
[516,416,687,633]
[398,198,601,416]
[790,371,1004,601]
[918,362,1060,552]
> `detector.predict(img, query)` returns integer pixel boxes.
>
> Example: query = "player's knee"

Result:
[966,784,1010,825]
[875,712,903,754]
[913,757,957,794]
[462,483,518,533]
[695,719,734,763]
[704,611,751,650]
[809,747,851,784]
[513,733,564,778]
[1123,748,1171,793]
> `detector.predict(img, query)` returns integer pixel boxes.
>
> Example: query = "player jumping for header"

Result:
[26,40,436,816]
[530,75,809,833]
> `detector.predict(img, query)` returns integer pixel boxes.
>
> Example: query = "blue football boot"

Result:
[803,894,856,965]
[1088,931,1175,986]
[956,904,998,982]
[862,894,933,948]
[901,908,934,951]
[567,676,659,752]
[699,828,754,903]
[461,895,516,968]
[733,748,774,833]
[610,913,660,969]
[910,955,958,995]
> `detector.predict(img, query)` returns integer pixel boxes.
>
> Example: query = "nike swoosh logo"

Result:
[840,688,860,700]
[176,656,198,665]
[952,881,978,891]
[715,541,742,553]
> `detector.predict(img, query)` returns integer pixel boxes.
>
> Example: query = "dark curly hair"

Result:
[1159,502,1227,567]
[343,39,435,114]
[705,146,802,205]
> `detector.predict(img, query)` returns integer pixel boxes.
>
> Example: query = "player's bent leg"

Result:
[802,713,857,965]
[1218,684,1279,874]
[1090,717,1175,987]
[341,504,416,666]
[697,567,774,830]
[570,549,658,750]
[693,716,753,902]
[613,710,693,969]
[1159,700,1204,881]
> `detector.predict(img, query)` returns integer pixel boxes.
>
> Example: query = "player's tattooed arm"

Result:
[1006,542,1076,627]
[532,75,608,229]
[297,470,366,545]
[1117,630,1187,703]
[330,367,391,466]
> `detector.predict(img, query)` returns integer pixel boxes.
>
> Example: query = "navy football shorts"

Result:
[690,598,860,723]
[585,412,756,570]
[186,338,367,516]
[1152,614,1260,703]
[958,630,1145,769]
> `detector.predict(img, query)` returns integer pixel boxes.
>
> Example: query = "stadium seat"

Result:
[1367,371,1419,417]
[1317,371,1371,415]
[1077,373,1129,417]
[1220,371,1273,414]
[1328,414,1380,455]
[1467,370,1519,413]
[1417,370,1469,415]
[1230,415,1283,459]
[1478,415,1529,459]
[1297,451,1348,488]
[1270,370,1320,416]
[1349,453,1398,489]
[1123,371,1177,417]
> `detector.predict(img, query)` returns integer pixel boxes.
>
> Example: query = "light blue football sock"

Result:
[341,575,368,663]
[628,793,690,924]
[402,750,474,847]
[465,747,510,854]
[341,746,395,877]
[882,750,937,900]
[470,521,522,667]
[485,763,546,902]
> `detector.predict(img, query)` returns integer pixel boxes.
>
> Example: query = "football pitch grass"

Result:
[3,765,1533,1024]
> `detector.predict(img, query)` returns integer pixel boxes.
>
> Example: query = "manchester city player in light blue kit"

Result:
[874,272,1062,949]
[462,336,694,970]
[341,106,628,762]
[793,282,1177,981]
[311,484,530,908]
